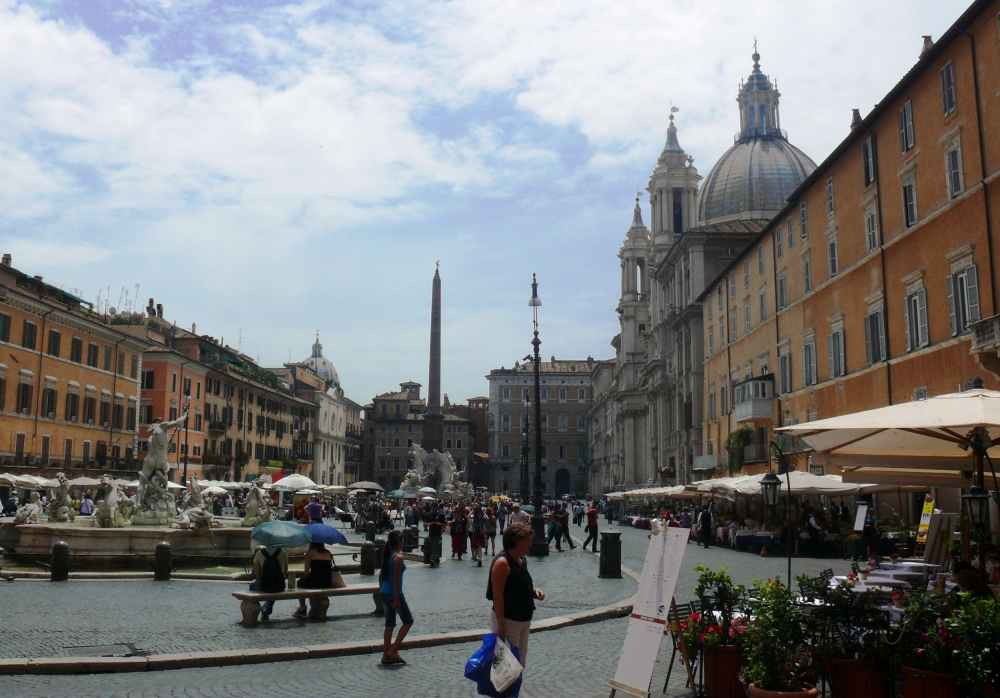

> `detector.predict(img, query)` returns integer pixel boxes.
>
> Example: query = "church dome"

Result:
[302,334,339,388]
[696,50,816,225]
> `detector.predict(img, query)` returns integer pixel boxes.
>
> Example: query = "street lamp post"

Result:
[528,274,548,556]
[521,400,530,502]
[765,440,792,584]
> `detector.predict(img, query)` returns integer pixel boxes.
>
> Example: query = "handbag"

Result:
[490,638,523,692]
[465,633,522,697]
[329,569,346,588]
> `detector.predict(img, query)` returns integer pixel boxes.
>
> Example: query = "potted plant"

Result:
[694,566,749,698]
[797,575,888,698]
[741,579,817,697]
[890,589,907,609]
[898,590,1000,698]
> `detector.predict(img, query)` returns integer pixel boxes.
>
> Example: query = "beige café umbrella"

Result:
[777,385,1000,563]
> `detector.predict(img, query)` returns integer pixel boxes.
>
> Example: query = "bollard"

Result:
[410,525,420,552]
[373,536,387,572]
[598,531,622,579]
[50,541,70,581]
[422,536,432,565]
[359,541,377,575]
[402,526,414,553]
[154,541,172,581]
[365,521,376,542]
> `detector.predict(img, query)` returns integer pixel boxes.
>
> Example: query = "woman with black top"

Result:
[487,522,545,668]
[293,542,333,617]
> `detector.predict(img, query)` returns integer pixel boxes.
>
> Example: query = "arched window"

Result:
[759,104,767,130]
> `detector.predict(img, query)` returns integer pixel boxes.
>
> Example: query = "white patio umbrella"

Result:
[272,474,317,490]
[68,476,102,487]
[203,486,228,496]
[733,471,863,496]
[419,486,437,494]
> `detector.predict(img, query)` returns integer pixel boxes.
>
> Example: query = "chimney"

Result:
[921,35,933,57]
[550,355,556,365]
[1,254,10,266]
[191,323,196,333]
[156,303,163,319]
[850,109,862,130]
[147,297,156,316]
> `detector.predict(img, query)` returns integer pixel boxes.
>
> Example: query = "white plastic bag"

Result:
[490,638,523,692]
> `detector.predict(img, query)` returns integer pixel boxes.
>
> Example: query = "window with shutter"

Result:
[865,211,878,252]
[948,265,980,335]
[946,146,963,198]
[802,341,818,386]
[799,202,808,238]
[826,178,835,216]
[787,218,794,250]
[828,330,846,378]
[803,256,812,292]
[902,181,918,227]
[862,138,875,187]
[864,311,885,364]
[940,62,956,115]
[899,100,915,153]
[776,230,783,258]
[828,238,839,276]
[779,353,791,395]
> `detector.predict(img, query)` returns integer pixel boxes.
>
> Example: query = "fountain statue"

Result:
[406,445,474,500]
[46,473,76,523]
[241,476,274,527]
[14,491,42,524]
[132,408,188,526]
[171,478,220,529]
[93,474,128,528]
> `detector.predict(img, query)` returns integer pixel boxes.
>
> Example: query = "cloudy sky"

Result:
[0,0,963,404]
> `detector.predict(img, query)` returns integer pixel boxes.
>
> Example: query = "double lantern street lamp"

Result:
[527,274,548,557]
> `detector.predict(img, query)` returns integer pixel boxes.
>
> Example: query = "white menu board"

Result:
[609,527,689,697]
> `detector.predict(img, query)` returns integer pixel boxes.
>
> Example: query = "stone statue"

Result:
[14,492,42,525]
[241,476,274,527]
[132,408,188,525]
[407,444,473,499]
[46,473,76,523]
[171,478,220,529]
[93,475,127,528]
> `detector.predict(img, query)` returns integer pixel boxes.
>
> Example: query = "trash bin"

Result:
[598,531,622,579]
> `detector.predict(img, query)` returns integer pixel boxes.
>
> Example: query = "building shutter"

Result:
[802,346,809,385]
[917,289,929,347]
[966,265,980,324]
[946,274,957,336]
[828,334,834,378]
[877,311,886,362]
[898,108,907,152]
[864,316,872,365]
[903,297,912,352]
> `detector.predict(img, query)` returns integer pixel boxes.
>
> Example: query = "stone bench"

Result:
[232,584,381,626]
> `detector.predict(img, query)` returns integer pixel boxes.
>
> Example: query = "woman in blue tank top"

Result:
[378,530,413,665]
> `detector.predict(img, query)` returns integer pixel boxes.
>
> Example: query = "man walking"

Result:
[509,503,530,526]
[424,502,446,567]
[558,502,575,550]
[582,500,600,552]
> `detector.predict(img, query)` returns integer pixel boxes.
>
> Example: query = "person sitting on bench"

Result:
[250,544,287,620]
[293,542,334,617]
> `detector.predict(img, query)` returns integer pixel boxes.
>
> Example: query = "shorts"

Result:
[381,593,414,627]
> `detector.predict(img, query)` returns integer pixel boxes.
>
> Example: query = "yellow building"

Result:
[699,0,1000,517]
[0,256,149,478]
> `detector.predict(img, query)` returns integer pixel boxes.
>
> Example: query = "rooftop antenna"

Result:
[238,326,243,352]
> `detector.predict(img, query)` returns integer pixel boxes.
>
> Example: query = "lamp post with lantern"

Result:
[763,440,792,583]
[528,274,548,557]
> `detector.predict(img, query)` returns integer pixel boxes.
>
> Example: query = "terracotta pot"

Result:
[703,645,743,698]
[746,684,818,698]
[900,666,960,698]
[830,658,887,698]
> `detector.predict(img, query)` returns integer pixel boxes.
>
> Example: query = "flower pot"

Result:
[860,572,868,581]
[703,645,743,698]
[900,666,960,698]
[893,599,906,609]
[746,684,818,698]
[830,658,887,698]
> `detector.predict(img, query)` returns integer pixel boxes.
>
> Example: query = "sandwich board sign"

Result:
[916,493,936,545]
[607,526,689,697]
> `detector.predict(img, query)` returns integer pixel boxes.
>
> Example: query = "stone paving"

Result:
[0,524,853,697]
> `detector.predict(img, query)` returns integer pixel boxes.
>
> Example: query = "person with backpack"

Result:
[250,544,288,620]
[379,530,413,665]
[470,505,487,567]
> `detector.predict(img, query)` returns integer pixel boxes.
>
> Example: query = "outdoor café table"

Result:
[880,561,941,572]
[867,569,924,582]
[832,576,911,590]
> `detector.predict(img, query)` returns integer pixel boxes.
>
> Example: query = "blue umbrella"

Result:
[250,521,312,549]
[305,523,349,546]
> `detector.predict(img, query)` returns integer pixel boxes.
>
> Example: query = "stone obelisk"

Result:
[423,262,444,453]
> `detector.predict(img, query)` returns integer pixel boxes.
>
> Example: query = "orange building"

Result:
[0,256,149,478]
[699,0,1000,518]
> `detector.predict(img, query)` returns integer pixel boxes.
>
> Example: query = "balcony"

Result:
[732,375,775,423]
[692,454,722,472]
[971,315,1000,380]
[742,443,770,464]
[208,420,226,433]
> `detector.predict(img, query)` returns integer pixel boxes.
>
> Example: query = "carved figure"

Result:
[241,477,274,527]
[93,475,127,528]
[171,478,220,529]
[132,409,188,525]
[14,492,42,524]
[407,444,472,498]
[400,469,423,493]
[46,473,76,523]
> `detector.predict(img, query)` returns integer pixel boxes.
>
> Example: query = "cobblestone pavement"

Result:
[0,524,853,697]
[0,616,699,698]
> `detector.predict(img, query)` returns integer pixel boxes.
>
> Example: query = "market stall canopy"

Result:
[777,388,1000,466]
[271,474,317,491]
[692,475,757,494]
[733,471,865,496]
[67,476,102,487]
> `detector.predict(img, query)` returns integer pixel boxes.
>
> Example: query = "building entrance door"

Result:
[555,468,571,498]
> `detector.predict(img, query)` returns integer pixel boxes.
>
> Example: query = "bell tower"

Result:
[647,111,701,258]
[617,195,650,374]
